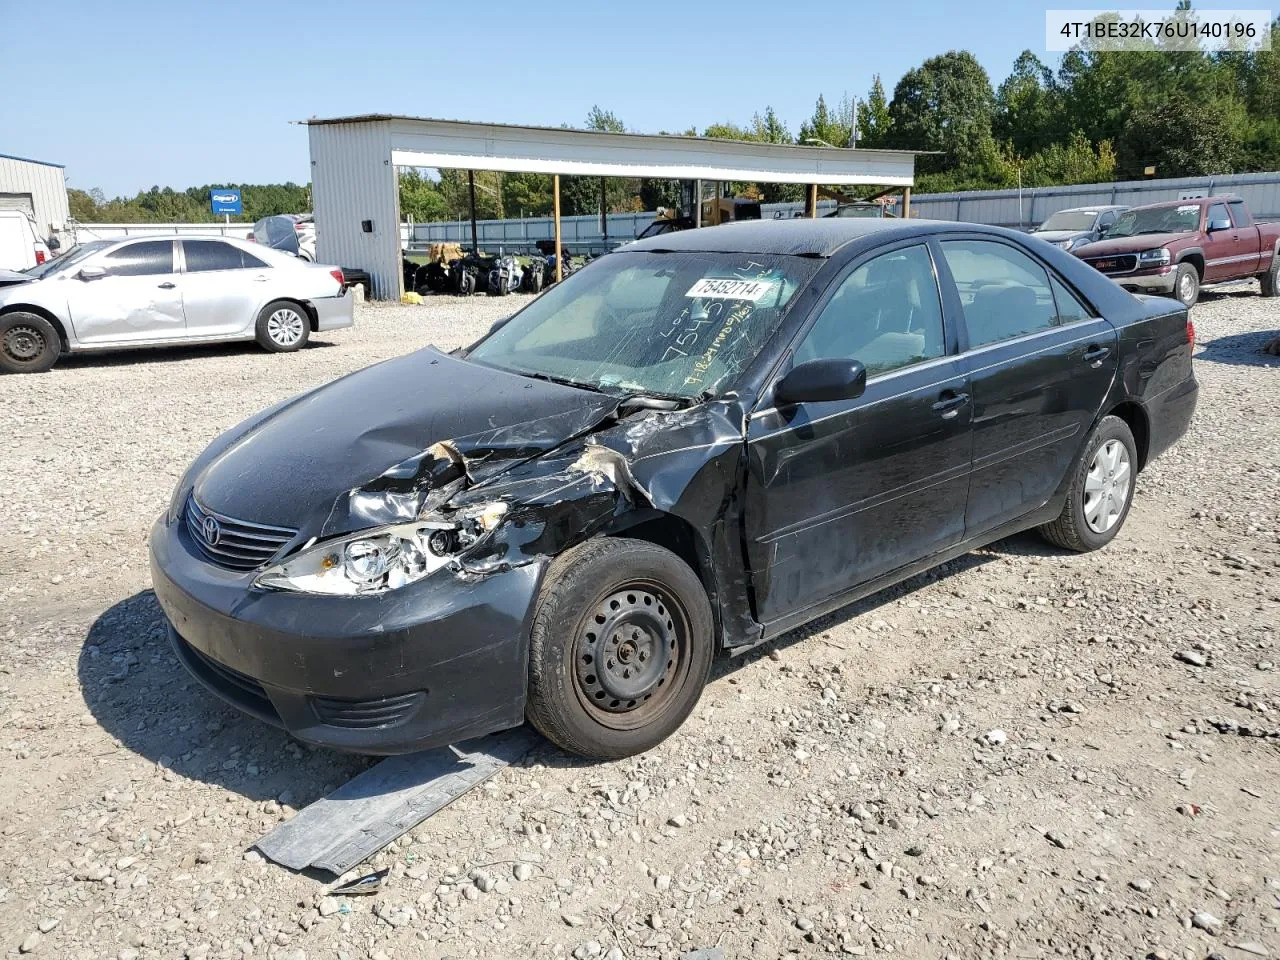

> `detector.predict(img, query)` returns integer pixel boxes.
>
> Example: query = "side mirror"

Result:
[78,265,106,281]
[775,358,867,405]
[1207,218,1231,232]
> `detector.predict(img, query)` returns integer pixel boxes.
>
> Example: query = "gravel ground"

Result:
[1,287,1278,960]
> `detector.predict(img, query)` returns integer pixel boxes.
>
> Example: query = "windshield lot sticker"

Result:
[685,278,776,301]
[1177,205,1198,214]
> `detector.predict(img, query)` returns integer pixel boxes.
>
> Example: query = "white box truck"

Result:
[0,210,54,271]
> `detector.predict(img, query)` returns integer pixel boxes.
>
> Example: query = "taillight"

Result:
[330,269,345,287]
[35,250,46,265]
[1187,318,1196,345]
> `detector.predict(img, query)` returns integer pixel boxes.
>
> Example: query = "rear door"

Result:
[179,239,273,337]
[64,239,185,343]
[937,237,1118,536]
[744,242,972,624]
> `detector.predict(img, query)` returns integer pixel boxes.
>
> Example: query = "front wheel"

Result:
[526,538,714,759]
[1039,415,1137,552]
[1173,262,1199,307]
[255,300,310,353]
[0,312,60,374]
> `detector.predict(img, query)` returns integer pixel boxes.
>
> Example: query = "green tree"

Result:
[398,169,448,221]
[1116,95,1246,177]
[798,93,853,147]
[856,76,892,148]
[501,172,553,217]
[888,51,995,173]
[993,51,1057,154]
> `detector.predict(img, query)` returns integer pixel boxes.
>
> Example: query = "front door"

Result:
[64,239,185,344]
[1202,200,1241,283]
[179,239,273,337]
[744,242,973,625]
[936,237,1119,535]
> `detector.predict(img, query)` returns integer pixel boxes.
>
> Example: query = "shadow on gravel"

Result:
[78,590,369,804]
[1194,330,1280,368]
[78,541,1038,788]
[57,340,339,370]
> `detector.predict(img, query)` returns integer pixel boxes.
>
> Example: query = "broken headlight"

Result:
[254,502,507,596]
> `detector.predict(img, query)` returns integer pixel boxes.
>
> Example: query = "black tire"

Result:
[526,537,714,759]
[1172,262,1199,307]
[528,268,544,294]
[1039,415,1138,553]
[1260,255,1279,297]
[0,312,60,374]
[254,300,310,353]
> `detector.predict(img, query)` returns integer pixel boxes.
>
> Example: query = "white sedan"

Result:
[0,235,354,373]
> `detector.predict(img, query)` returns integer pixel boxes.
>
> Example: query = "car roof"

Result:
[621,217,987,258]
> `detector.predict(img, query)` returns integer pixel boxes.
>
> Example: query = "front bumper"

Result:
[149,514,543,754]
[311,289,354,332]
[1108,266,1177,296]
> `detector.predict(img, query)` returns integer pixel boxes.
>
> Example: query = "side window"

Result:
[940,240,1059,348]
[102,240,174,277]
[794,244,945,377]
[1050,276,1093,325]
[184,240,268,272]
[1228,200,1253,228]
[1206,203,1230,230]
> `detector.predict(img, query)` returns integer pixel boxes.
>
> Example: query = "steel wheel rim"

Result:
[1179,271,1195,303]
[266,308,304,346]
[3,324,44,363]
[1083,439,1132,533]
[573,580,690,731]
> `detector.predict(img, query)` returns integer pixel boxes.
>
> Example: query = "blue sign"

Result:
[210,189,242,216]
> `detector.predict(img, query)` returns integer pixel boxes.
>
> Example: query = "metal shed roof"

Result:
[302,115,919,187]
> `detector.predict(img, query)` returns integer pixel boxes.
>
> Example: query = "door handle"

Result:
[1083,344,1111,364]
[157,282,176,289]
[932,392,969,419]
[253,275,269,282]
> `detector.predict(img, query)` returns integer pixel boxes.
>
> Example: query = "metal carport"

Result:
[303,115,922,299]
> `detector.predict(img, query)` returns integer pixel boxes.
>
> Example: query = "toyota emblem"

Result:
[202,515,221,546]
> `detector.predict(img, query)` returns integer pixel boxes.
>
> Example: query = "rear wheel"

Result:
[1173,262,1199,307]
[526,538,714,759]
[0,312,60,374]
[1260,256,1279,297]
[1039,415,1137,552]
[255,300,310,353]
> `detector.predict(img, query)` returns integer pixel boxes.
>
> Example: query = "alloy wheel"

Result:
[266,308,304,346]
[1083,439,1132,533]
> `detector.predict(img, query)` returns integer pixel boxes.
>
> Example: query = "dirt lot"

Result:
[1,288,1277,960]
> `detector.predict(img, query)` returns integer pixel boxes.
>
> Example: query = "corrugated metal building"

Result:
[0,154,70,243]
[306,116,921,299]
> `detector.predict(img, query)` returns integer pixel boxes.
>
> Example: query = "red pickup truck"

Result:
[1071,195,1280,307]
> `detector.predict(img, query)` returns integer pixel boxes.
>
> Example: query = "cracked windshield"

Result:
[467,250,820,398]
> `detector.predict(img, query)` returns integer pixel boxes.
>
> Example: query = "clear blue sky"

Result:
[0,0,1172,197]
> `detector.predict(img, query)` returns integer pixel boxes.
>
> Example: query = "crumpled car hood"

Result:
[192,347,618,539]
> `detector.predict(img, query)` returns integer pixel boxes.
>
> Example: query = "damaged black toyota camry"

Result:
[151,219,1197,759]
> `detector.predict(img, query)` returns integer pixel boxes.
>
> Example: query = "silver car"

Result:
[0,235,354,373]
